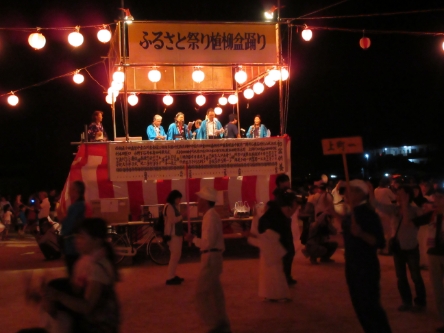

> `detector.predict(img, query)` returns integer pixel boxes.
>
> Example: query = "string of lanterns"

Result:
[2,60,106,106]
[105,64,290,115]
[19,24,115,50]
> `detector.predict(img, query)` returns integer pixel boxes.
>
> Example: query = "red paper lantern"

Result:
[360,37,371,50]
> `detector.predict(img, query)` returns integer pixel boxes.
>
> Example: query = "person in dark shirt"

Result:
[224,114,239,138]
[342,180,392,333]
[259,189,298,286]
[87,111,108,142]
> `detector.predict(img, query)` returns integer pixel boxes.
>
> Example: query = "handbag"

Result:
[388,216,403,254]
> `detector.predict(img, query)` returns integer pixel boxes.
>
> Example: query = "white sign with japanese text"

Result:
[127,22,279,65]
[108,138,288,181]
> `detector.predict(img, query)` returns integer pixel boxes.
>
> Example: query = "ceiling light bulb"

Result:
[148,69,161,83]
[281,68,289,81]
[264,75,276,87]
[7,95,19,106]
[196,94,206,106]
[235,69,247,84]
[163,95,173,106]
[73,72,84,84]
[97,28,111,43]
[28,32,46,49]
[192,69,205,83]
[269,69,281,81]
[228,94,238,105]
[68,29,84,47]
[128,94,138,106]
[243,88,254,99]
[302,29,313,41]
[113,69,125,83]
[218,96,228,105]
[253,82,264,94]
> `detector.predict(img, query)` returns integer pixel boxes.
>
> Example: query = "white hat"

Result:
[195,186,218,202]
[349,179,369,195]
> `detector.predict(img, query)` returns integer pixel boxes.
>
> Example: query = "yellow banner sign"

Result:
[127,22,278,65]
[322,137,364,155]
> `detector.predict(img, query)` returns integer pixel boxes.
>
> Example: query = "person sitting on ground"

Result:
[303,211,338,264]
[35,218,120,333]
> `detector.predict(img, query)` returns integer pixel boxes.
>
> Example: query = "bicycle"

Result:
[107,223,170,265]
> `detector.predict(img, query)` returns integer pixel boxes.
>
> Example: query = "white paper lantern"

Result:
[113,70,125,83]
[28,32,46,49]
[192,69,205,83]
[253,82,264,94]
[264,75,276,87]
[218,96,228,106]
[128,94,138,106]
[68,31,84,47]
[148,69,161,83]
[105,95,113,104]
[214,107,223,115]
[196,94,206,106]
[281,68,289,81]
[73,73,84,84]
[163,95,173,106]
[269,69,281,81]
[302,29,313,41]
[111,81,123,91]
[228,94,238,105]
[243,88,254,99]
[7,95,19,106]
[97,28,111,43]
[235,70,247,84]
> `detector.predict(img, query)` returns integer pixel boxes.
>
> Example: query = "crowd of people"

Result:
[5,174,444,333]
[86,109,269,142]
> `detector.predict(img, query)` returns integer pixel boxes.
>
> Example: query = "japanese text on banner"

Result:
[108,138,287,181]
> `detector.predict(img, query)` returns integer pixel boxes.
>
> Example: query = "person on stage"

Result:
[246,115,268,138]
[146,114,166,140]
[87,111,108,142]
[197,108,223,139]
[192,119,202,139]
[224,114,239,138]
[167,112,192,140]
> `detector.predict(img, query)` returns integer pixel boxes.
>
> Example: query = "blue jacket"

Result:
[246,124,268,138]
[197,119,223,139]
[146,124,166,140]
[167,123,191,140]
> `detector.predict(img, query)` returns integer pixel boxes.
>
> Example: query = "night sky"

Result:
[1,0,444,195]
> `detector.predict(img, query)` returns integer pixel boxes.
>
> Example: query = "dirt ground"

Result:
[1,234,442,333]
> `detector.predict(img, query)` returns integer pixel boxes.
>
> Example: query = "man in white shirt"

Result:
[374,178,396,254]
[186,187,231,333]
[197,109,223,139]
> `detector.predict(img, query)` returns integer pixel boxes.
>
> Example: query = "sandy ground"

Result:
[1,234,442,333]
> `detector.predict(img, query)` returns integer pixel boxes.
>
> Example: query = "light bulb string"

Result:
[290,24,444,36]
[0,60,106,97]
[0,23,116,33]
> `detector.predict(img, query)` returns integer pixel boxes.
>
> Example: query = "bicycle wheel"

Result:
[148,235,170,265]
[108,232,130,265]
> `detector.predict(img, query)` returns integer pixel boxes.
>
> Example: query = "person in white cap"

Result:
[342,179,392,333]
[185,186,231,333]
